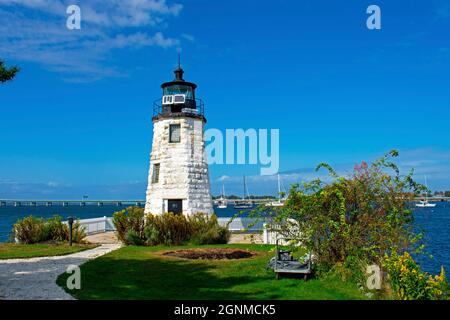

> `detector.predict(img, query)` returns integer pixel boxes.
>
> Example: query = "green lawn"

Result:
[0,243,97,259]
[57,244,367,300]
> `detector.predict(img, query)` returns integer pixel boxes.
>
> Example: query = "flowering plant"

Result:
[384,251,449,300]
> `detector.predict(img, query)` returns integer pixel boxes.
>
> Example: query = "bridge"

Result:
[0,199,145,207]
[1,197,447,207]
[0,198,274,207]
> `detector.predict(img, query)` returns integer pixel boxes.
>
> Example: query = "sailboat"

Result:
[265,174,286,207]
[416,176,436,208]
[234,176,253,209]
[217,183,227,209]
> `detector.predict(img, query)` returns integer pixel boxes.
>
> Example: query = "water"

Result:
[0,205,124,242]
[0,202,448,274]
[413,202,450,275]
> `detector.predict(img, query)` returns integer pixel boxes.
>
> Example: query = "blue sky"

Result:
[0,0,449,199]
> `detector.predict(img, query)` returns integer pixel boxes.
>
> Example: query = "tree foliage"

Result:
[249,150,427,277]
[0,60,19,83]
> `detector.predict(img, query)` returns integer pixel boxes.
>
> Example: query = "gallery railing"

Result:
[152,98,205,118]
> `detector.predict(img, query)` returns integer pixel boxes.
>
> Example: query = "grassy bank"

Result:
[57,244,366,300]
[0,243,97,259]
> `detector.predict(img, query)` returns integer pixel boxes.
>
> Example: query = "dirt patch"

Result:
[162,248,255,260]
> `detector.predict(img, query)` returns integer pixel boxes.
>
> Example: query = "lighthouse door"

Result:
[167,199,183,215]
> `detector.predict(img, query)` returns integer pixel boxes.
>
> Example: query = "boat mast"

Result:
[242,175,246,201]
[244,175,250,201]
[222,183,226,200]
[277,174,281,202]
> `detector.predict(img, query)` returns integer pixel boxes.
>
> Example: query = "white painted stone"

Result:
[144,116,213,216]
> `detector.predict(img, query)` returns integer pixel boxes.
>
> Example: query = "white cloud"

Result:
[217,175,230,182]
[0,0,184,80]
[47,181,60,187]
[211,148,450,195]
[181,33,195,42]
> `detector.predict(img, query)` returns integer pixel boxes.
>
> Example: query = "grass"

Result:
[57,244,367,300]
[0,243,97,259]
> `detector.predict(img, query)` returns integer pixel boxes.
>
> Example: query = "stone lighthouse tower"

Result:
[144,63,213,216]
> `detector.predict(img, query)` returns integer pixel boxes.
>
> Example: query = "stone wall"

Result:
[144,116,213,215]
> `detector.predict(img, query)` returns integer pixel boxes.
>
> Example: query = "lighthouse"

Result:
[144,63,213,216]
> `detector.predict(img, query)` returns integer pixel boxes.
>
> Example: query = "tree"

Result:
[248,150,426,280]
[0,60,19,83]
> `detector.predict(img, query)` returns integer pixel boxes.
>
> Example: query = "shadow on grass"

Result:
[56,245,366,300]
[57,250,270,300]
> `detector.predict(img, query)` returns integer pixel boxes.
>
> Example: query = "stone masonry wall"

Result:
[144,117,213,215]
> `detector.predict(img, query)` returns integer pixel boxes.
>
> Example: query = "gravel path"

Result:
[0,244,121,300]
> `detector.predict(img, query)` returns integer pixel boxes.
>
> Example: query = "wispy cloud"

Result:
[433,1,450,21]
[211,148,450,195]
[181,33,195,42]
[0,0,183,81]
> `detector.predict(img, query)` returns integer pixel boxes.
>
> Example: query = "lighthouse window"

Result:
[164,85,194,99]
[169,124,181,143]
[152,164,160,183]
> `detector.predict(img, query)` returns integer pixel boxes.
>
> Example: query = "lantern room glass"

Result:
[163,85,194,99]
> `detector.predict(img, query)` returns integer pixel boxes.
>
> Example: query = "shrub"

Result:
[45,216,68,241]
[112,206,146,244]
[187,213,230,245]
[126,229,145,246]
[248,150,426,286]
[70,221,87,244]
[112,208,229,246]
[13,216,47,244]
[384,251,449,300]
[189,226,230,245]
[12,215,86,244]
[145,212,192,245]
[144,224,160,245]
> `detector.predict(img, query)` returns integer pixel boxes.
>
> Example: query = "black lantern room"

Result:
[153,63,205,122]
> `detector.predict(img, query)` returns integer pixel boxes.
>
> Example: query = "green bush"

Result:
[45,216,68,241]
[187,213,230,245]
[112,208,229,246]
[384,251,449,300]
[144,224,160,245]
[70,221,87,244]
[145,212,191,245]
[249,150,426,286]
[13,216,47,244]
[12,215,86,244]
[126,229,145,246]
[112,206,145,244]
